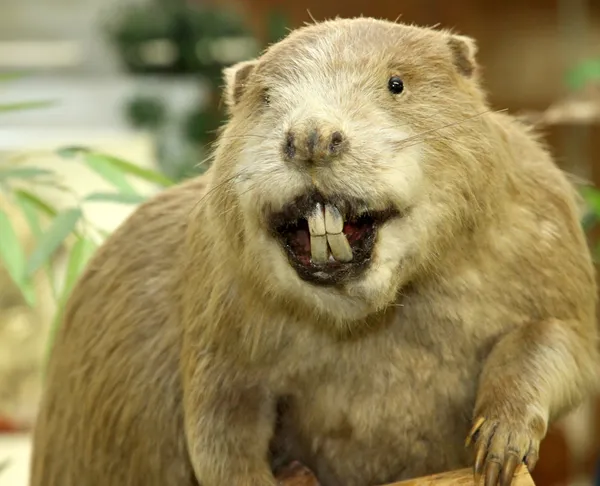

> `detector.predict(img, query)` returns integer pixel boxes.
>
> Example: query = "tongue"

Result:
[307,203,353,264]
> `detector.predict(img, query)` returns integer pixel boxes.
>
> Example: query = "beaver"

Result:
[30,16,600,486]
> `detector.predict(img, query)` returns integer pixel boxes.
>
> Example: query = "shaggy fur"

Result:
[30,17,600,486]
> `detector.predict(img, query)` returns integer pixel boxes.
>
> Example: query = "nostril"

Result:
[285,132,296,159]
[331,131,343,145]
[329,131,344,152]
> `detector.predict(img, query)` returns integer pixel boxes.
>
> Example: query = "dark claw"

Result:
[485,461,501,486]
[500,453,520,486]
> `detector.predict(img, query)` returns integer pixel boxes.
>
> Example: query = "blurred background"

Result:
[0,0,599,485]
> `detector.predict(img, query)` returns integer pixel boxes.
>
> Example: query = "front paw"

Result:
[465,409,546,486]
[228,474,278,486]
[205,469,277,486]
[275,461,320,486]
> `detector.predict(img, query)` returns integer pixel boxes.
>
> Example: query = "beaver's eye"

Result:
[262,88,271,105]
[387,76,404,95]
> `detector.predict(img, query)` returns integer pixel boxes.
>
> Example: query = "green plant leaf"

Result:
[45,237,97,368]
[87,152,174,187]
[26,208,82,277]
[56,145,90,159]
[61,236,97,303]
[0,458,10,476]
[13,190,62,302]
[580,211,598,232]
[0,72,26,82]
[57,147,174,187]
[0,166,55,181]
[84,191,147,204]
[0,209,36,306]
[13,189,58,217]
[593,240,600,263]
[0,210,25,280]
[83,153,138,195]
[0,100,56,113]
[97,228,112,240]
[580,186,600,215]
[566,58,600,91]
[13,191,42,238]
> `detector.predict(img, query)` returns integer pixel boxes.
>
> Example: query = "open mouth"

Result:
[269,193,398,285]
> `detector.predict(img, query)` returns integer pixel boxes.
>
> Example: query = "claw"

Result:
[525,450,539,472]
[500,453,521,486]
[485,461,501,486]
[466,416,486,447]
[474,442,487,484]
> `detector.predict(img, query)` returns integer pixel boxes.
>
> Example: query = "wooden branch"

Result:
[519,83,600,127]
[387,466,535,486]
[276,463,536,486]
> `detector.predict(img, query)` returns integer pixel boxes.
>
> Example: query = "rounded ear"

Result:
[222,59,259,110]
[447,34,479,78]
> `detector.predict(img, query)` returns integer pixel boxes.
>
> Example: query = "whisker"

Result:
[395,108,506,149]
[214,133,275,142]
[188,167,253,216]
[209,169,291,221]
[192,151,217,171]
[193,130,286,174]
[188,165,289,219]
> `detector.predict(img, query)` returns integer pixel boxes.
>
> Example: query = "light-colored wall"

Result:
[0,0,141,74]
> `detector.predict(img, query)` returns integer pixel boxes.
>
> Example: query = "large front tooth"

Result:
[308,203,326,236]
[310,235,329,263]
[327,233,353,262]
[324,204,344,234]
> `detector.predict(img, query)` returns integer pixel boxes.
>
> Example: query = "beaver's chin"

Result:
[268,192,399,286]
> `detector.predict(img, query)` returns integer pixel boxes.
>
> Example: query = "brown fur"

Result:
[30,17,600,486]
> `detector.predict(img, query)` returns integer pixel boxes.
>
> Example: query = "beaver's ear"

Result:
[222,59,259,110]
[447,34,479,78]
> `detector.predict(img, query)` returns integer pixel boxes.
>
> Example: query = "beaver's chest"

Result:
[269,321,484,486]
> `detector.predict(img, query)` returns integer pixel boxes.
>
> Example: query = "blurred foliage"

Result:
[0,458,8,478]
[105,1,260,78]
[580,186,600,261]
[0,72,55,113]
[182,107,223,146]
[0,73,175,363]
[103,0,290,183]
[567,58,600,91]
[124,95,168,131]
[564,56,600,261]
[0,146,174,362]
[267,9,291,44]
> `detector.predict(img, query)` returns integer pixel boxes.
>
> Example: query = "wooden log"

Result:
[387,465,535,486]
[276,462,536,486]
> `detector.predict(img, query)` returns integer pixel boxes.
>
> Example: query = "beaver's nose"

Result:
[284,124,347,165]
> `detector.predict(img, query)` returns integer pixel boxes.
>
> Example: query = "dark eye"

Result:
[262,88,271,105]
[388,76,404,95]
